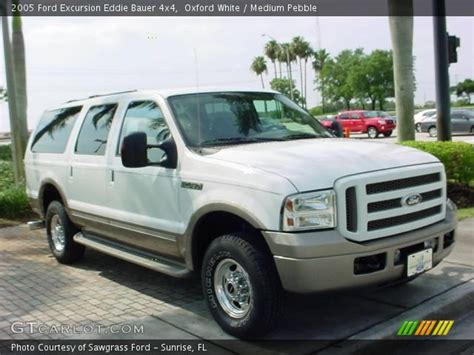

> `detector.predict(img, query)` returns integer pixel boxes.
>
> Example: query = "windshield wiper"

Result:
[201,137,284,146]
[282,133,322,140]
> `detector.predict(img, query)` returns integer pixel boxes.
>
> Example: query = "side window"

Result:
[75,104,117,156]
[339,114,350,120]
[450,113,463,120]
[117,101,170,163]
[31,106,82,153]
[351,113,361,119]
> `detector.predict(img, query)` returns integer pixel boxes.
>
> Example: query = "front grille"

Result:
[336,165,446,242]
[366,173,440,195]
[346,187,358,232]
[368,188,442,213]
[368,205,442,231]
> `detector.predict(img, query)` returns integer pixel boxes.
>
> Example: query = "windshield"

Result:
[167,92,332,147]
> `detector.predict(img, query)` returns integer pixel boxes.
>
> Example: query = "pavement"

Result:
[0,219,472,354]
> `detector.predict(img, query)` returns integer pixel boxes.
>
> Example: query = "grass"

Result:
[457,208,474,221]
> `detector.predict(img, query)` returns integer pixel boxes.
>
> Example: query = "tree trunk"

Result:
[260,74,265,89]
[389,0,415,142]
[299,58,304,105]
[371,97,376,110]
[12,12,29,154]
[2,15,25,183]
[344,98,351,110]
[304,59,308,107]
[273,60,277,79]
[278,62,282,78]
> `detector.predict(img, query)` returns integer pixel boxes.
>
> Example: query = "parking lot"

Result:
[0,219,472,353]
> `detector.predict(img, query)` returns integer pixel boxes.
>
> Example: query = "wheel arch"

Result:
[184,204,269,271]
[38,179,70,218]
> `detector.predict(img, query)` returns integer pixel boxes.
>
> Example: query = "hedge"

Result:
[402,141,474,185]
[0,144,12,161]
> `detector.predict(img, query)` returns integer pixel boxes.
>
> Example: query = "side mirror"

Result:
[121,132,148,168]
[121,132,178,169]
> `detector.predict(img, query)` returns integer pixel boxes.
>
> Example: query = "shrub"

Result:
[0,144,12,161]
[0,161,31,219]
[401,141,474,185]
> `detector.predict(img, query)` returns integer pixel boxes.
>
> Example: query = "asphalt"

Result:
[83,218,474,354]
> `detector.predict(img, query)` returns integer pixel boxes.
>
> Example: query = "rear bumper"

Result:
[262,203,457,293]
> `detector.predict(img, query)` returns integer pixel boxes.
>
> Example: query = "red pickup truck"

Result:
[334,110,396,138]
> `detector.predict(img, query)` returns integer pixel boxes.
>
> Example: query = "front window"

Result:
[363,111,382,118]
[167,92,331,147]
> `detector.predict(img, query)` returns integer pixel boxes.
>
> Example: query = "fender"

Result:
[182,203,266,270]
[38,178,71,218]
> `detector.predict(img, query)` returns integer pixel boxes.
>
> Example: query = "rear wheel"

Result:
[202,234,283,338]
[383,131,393,137]
[367,126,379,139]
[428,126,437,138]
[46,201,85,264]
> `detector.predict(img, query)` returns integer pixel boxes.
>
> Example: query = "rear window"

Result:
[31,106,82,153]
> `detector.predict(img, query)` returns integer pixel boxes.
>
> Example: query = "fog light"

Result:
[394,249,401,264]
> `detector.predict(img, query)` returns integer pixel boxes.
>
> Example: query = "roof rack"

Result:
[65,89,138,103]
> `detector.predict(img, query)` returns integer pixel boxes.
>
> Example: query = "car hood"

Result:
[205,139,440,191]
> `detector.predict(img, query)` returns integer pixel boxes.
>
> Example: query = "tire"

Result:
[428,126,437,138]
[367,126,379,139]
[46,201,85,264]
[202,234,283,338]
[383,131,393,137]
[415,123,421,132]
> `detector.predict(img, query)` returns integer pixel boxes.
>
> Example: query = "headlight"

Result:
[282,190,337,231]
[378,120,387,124]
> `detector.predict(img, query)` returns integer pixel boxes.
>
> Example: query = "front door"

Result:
[351,112,364,132]
[105,100,183,258]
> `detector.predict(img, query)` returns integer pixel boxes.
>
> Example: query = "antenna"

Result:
[194,48,202,150]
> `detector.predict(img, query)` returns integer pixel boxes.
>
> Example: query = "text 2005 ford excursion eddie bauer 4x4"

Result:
[25,89,457,337]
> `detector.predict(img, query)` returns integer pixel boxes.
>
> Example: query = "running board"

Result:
[73,232,191,278]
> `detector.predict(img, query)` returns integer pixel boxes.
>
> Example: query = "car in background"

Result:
[414,109,436,132]
[420,109,474,137]
[335,110,396,138]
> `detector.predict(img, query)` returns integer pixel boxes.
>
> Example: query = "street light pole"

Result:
[262,34,294,100]
[433,0,451,141]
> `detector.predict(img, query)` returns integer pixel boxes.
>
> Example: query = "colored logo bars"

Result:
[397,320,454,336]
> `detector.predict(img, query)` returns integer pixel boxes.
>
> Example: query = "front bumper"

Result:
[262,204,457,293]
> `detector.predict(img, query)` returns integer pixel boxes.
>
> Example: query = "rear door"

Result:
[351,112,364,132]
[67,103,118,230]
[338,113,351,131]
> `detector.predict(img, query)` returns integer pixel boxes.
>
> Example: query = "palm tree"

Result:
[291,37,313,107]
[12,3,29,154]
[250,56,267,88]
[291,37,306,103]
[264,40,279,79]
[389,0,415,142]
[313,49,330,112]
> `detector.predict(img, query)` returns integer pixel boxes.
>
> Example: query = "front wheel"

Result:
[428,126,437,138]
[367,126,379,139]
[383,131,393,137]
[46,201,85,264]
[202,234,283,338]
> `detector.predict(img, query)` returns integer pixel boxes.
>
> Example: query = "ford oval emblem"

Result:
[402,193,423,206]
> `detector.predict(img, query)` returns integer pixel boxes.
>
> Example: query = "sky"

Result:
[0,16,473,132]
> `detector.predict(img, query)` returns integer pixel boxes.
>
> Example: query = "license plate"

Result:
[407,249,433,277]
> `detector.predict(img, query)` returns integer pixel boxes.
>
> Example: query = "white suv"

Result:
[25,88,457,337]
